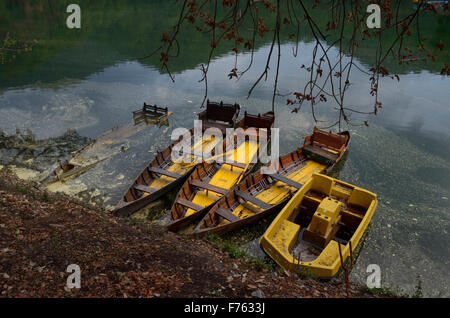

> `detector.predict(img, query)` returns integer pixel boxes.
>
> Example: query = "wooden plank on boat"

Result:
[199,100,240,125]
[176,198,204,211]
[134,183,156,194]
[311,127,347,150]
[190,179,228,195]
[303,144,337,161]
[215,208,241,222]
[266,173,303,189]
[341,209,364,219]
[148,166,182,179]
[224,160,246,169]
[191,150,205,158]
[235,190,272,209]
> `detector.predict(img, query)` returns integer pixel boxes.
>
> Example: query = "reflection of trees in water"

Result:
[148,0,448,129]
[0,33,37,64]
[1,1,448,76]
[1,1,448,127]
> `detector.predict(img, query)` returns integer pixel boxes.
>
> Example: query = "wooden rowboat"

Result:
[113,100,240,217]
[192,127,350,237]
[259,173,377,278]
[166,111,275,231]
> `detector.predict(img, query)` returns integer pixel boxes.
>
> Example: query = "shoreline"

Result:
[0,169,397,298]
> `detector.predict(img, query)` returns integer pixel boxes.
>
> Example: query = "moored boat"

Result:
[192,127,350,237]
[113,100,240,217]
[166,111,275,231]
[259,173,377,278]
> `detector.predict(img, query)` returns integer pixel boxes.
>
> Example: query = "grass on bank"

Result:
[203,233,278,272]
[367,275,424,298]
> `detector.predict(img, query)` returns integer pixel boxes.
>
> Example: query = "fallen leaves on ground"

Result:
[0,171,393,298]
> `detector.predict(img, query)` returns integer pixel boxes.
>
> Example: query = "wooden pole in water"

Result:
[338,241,350,297]
[349,241,354,267]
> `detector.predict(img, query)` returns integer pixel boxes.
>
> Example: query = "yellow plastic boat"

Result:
[260,173,377,278]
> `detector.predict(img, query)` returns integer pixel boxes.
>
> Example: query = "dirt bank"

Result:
[0,170,391,298]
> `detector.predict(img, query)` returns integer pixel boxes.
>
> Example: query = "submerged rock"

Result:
[0,128,90,176]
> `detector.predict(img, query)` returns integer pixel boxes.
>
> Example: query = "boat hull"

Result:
[166,201,215,232]
[114,166,195,217]
[192,197,288,237]
[259,173,377,278]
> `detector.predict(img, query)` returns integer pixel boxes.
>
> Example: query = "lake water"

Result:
[0,1,449,297]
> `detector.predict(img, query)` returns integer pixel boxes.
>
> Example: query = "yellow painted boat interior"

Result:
[260,173,377,278]
[142,133,223,196]
[218,160,326,224]
[184,138,260,217]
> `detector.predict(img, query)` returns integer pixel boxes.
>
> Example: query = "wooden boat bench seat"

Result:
[190,150,206,158]
[235,190,272,209]
[190,179,228,195]
[266,173,303,189]
[134,183,156,194]
[202,119,233,131]
[341,209,364,220]
[236,128,261,140]
[133,103,168,117]
[215,208,241,222]
[310,127,347,151]
[224,160,247,169]
[148,166,182,179]
[242,111,275,130]
[199,100,240,127]
[303,144,338,162]
[176,198,204,211]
